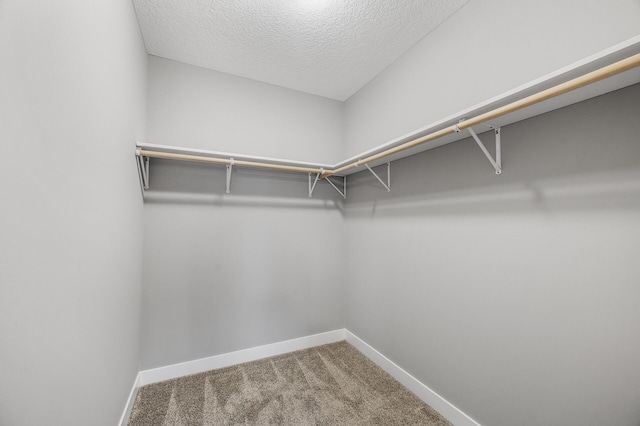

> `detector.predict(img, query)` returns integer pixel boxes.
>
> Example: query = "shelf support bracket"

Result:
[467,126,502,175]
[226,158,234,193]
[364,162,391,192]
[135,150,145,198]
[135,148,150,192]
[325,175,347,199]
[309,169,322,197]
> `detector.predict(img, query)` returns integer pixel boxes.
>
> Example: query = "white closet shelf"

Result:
[136,36,640,197]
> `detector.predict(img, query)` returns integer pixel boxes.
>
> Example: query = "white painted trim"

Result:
[345,330,481,426]
[118,373,140,426]
[138,329,346,386]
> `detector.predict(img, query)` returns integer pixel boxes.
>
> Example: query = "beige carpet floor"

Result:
[128,341,452,425]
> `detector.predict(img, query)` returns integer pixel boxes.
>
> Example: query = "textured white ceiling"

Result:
[133,0,469,101]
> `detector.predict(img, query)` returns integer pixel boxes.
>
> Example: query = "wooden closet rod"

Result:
[136,149,325,174]
[138,52,640,178]
[324,52,640,178]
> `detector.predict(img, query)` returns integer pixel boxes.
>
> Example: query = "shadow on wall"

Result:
[345,84,640,217]
[346,169,640,218]
[142,158,346,212]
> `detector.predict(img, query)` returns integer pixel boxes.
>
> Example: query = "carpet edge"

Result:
[344,330,482,426]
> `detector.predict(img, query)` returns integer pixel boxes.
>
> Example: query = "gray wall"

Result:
[344,85,640,426]
[0,1,147,425]
[141,58,345,369]
[147,55,345,163]
[344,0,640,157]
[342,2,640,423]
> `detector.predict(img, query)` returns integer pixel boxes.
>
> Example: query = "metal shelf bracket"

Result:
[226,158,234,193]
[310,169,346,199]
[325,175,347,199]
[459,124,502,175]
[135,148,150,196]
[364,162,391,192]
[309,169,322,197]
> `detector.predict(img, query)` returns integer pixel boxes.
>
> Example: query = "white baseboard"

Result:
[127,328,479,426]
[344,330,481,426]
[118,373,140,426]
[138,329,346,386]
